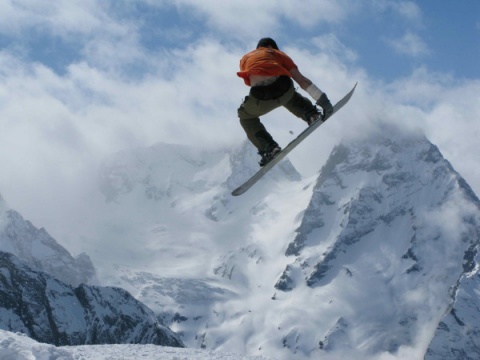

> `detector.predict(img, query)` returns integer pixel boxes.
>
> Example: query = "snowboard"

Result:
[231,82,357,196]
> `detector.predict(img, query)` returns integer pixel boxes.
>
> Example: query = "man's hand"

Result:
[317,93,333,120]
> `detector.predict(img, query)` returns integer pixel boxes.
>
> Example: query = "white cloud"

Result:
[0,0,478,262]
[0,35,248,231]
[164,0,351,41]
[386,32,430,58]
[365,2,427,59]
[390,1,423,25]
[0,0,115,36]
[368,0,423,26]
[312,33,358,63]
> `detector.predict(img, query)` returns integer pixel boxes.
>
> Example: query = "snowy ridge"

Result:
[270,124,480,358]
[0,196,96,287]
[425,244,480,359]
[0,251,183,348]
[105,267,236,346]
[283,127,479,287]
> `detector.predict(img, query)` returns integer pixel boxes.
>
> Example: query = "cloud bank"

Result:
[0,0,478,250]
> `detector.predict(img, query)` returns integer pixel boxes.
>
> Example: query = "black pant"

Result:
[237,77,317,151]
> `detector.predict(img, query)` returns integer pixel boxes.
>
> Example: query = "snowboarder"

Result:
[237,37,333,167]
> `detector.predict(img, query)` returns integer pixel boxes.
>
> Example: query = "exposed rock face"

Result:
[0,251,183,348]
[425,244,480,360]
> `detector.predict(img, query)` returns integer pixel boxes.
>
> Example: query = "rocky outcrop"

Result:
[0,251,183,348]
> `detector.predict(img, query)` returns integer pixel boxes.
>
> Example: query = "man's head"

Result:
[256,37,279,50]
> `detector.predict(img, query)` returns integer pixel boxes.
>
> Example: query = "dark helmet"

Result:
[256,37,279,50]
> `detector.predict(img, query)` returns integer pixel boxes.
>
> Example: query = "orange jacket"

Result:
[237,48,297,86]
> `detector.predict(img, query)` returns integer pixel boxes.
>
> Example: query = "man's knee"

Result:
[237,106,250,121]
[239,117,261,130]
[238,96,254,121]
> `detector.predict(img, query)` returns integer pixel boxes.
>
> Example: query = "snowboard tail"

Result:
[231,83,357,196]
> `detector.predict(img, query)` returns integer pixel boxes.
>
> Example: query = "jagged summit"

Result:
[0,196,96,287]
[284,124,479,262]
[270,123,480,358]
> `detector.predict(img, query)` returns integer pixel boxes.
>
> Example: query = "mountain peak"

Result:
[0,200,97,287]
[0,251,183,348]
[266,123,480,358]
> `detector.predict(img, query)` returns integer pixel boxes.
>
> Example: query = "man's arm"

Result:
[290,67,324,101]
[290,68,334,120]
[290,68,313,91]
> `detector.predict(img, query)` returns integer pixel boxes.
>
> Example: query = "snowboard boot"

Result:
[304,107,323,126]
[258,143,281,167]
[316,93,334,120]
[255,130,281,167]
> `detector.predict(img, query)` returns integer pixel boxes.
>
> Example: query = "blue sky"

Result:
[2,1,478,81]
[419,1,479,77]
[347,1,479,80]
[0,0,479,241]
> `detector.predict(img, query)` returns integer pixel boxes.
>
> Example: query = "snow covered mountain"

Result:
[268,123,480,358]
[0,250,183,348]
[94,123,480,360]
[2,121,478,359]
[0,194,96,287]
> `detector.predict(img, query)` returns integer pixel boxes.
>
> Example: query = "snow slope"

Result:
[91,122,480,360]
[425,243,480,359]
[1,121,479,360]
[0,330,273,360]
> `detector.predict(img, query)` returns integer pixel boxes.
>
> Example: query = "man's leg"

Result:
[283,91,320,124]
[237,86,295,151]
[238,96,280,150]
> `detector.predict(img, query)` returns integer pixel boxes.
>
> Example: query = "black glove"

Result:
[316,93,333,120]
